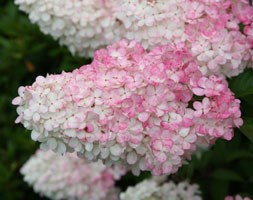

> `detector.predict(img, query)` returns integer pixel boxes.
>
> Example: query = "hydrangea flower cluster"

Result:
[21,150,124,200]
[14,0,121,56]
[116,0,253,77]
[119,179,202,200]
[15,0,253,77]
[225,195,252,200]
[13,40,242,175]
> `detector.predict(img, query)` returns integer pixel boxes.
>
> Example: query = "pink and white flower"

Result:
[13,40,242,175]
[21,150,125,200]
[15,0,253,77]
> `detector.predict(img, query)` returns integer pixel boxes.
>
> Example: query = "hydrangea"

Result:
[14,0,122,57]
[119,179,202,200]
[15,0,253,77]
[225,195,252,200]
[116,0,253,77]
[21,150,125,200]
[13,40,242,176]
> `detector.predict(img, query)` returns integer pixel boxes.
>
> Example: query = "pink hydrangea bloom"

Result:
[15,0,253,77]
[21,150,125,200]
[13,40,242,176]
[116,0,253,77]
[225,195,252,200]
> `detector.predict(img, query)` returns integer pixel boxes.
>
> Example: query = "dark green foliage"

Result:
[229,70,253,142]
[0,1,253,199]
[229,69,253,98]
[0,1,88,199]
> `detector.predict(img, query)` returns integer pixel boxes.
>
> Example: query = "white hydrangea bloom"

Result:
[21,150,125,200]
[120,179,202,200]
[14,0,122,57]
[116,0,187,49]
[120,180,160,200]
[160,181,202,200]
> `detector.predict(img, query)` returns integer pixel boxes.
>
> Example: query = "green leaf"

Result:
[211,169,244,182]
[0,163,11,183]
[241,95,253,107]
[225,150,253,163]
[240,99,253,118]
[209,180,229,200]
[240,118,253,142]
[229,69,253,97]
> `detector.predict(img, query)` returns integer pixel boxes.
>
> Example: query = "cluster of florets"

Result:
[116,0,253,77]
[21,150,124,200]
[13,40,242,175]
[119,178,202,200]
[225,195,252,200]
[14,0,122,56]
[15,0,253,77]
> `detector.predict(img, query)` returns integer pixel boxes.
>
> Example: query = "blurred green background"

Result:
[0,1,253,199]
